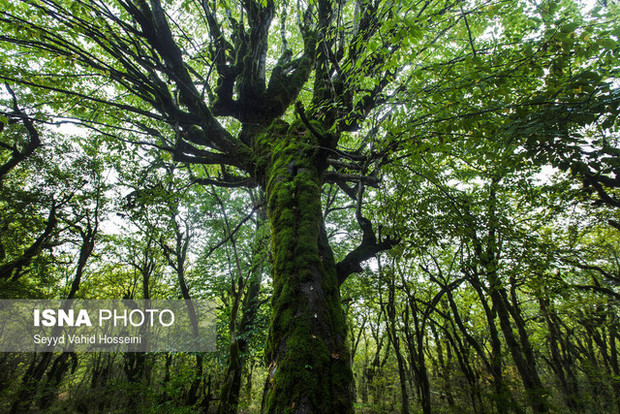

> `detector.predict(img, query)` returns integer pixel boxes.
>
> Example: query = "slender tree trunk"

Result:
[161,214,203,406]
[90,353,114,412]
[398,277,432,414]
[481,179,547,413]
[539,297,582,411]
[608,321,620,413]
[220,339,243,414]
[12,218,97,413]
[0,202,57,280]
[160,352,173,403]
[432,322,456,409]
[507,280,548,407]
[491,285,548,413]
[219,246,265,412]
[365,296,387,405]
[37,352,79,410]
[10,353,53,414]
[260,124,353,413]
[402,304,430,414]
[219,205,266,414]
[385,266,409,414]
[467,274,512,413]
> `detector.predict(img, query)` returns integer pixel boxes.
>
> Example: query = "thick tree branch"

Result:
[0,202,58,281]
[124,0,238,154]
[336,183,399,284]
[584,173,620,208]
[200,0,241,116]
[173,139,243,168]
[0,84,41,184]
[264,48,315,121]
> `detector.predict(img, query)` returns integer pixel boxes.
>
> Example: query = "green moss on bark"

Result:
[258,121,353,413]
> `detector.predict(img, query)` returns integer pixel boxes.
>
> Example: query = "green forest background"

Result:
[0,0,619,412]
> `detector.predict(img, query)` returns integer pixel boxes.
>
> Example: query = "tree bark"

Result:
[0,83,41,186]
[219,207,267,414]
[11,215,97,413]
[260,123,353,413]
[482,179,548,413]
[467,274,513,413]
[491,285,548,413]
[539,297,582,411]
[384,265,409,414]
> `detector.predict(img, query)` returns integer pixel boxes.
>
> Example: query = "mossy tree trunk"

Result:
[259,123,353,413]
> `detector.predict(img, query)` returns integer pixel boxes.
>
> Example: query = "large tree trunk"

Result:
[260,123,353,413]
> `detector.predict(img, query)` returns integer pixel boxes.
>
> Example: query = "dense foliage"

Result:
[0,0,619,412]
